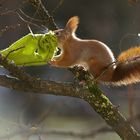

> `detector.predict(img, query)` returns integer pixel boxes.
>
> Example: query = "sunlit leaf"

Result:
[0,31,57,66]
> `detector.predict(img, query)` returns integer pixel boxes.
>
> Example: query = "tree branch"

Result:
[0,55,140,140]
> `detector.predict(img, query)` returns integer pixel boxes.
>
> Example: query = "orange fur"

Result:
[65,16,79,33]
[111,47,140,85]
[51,16,140,86]
[118,47,140,62]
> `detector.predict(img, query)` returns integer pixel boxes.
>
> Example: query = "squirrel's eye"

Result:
[55,32,61,36]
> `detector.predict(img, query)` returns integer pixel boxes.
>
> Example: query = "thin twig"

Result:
[4,46,25,60]
[25,0,58,30]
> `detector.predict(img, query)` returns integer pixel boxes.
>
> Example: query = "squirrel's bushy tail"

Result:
[111,47,140,86]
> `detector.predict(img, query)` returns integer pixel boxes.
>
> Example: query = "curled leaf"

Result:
[0,31,57,66]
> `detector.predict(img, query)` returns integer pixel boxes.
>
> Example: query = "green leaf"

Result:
[0,31,57,66]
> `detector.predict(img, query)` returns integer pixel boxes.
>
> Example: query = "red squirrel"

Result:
[50,16,140,86]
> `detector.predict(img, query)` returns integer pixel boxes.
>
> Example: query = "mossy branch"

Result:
[0,54,140,140]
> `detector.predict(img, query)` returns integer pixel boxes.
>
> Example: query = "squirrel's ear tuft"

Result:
[65,16,79,33]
